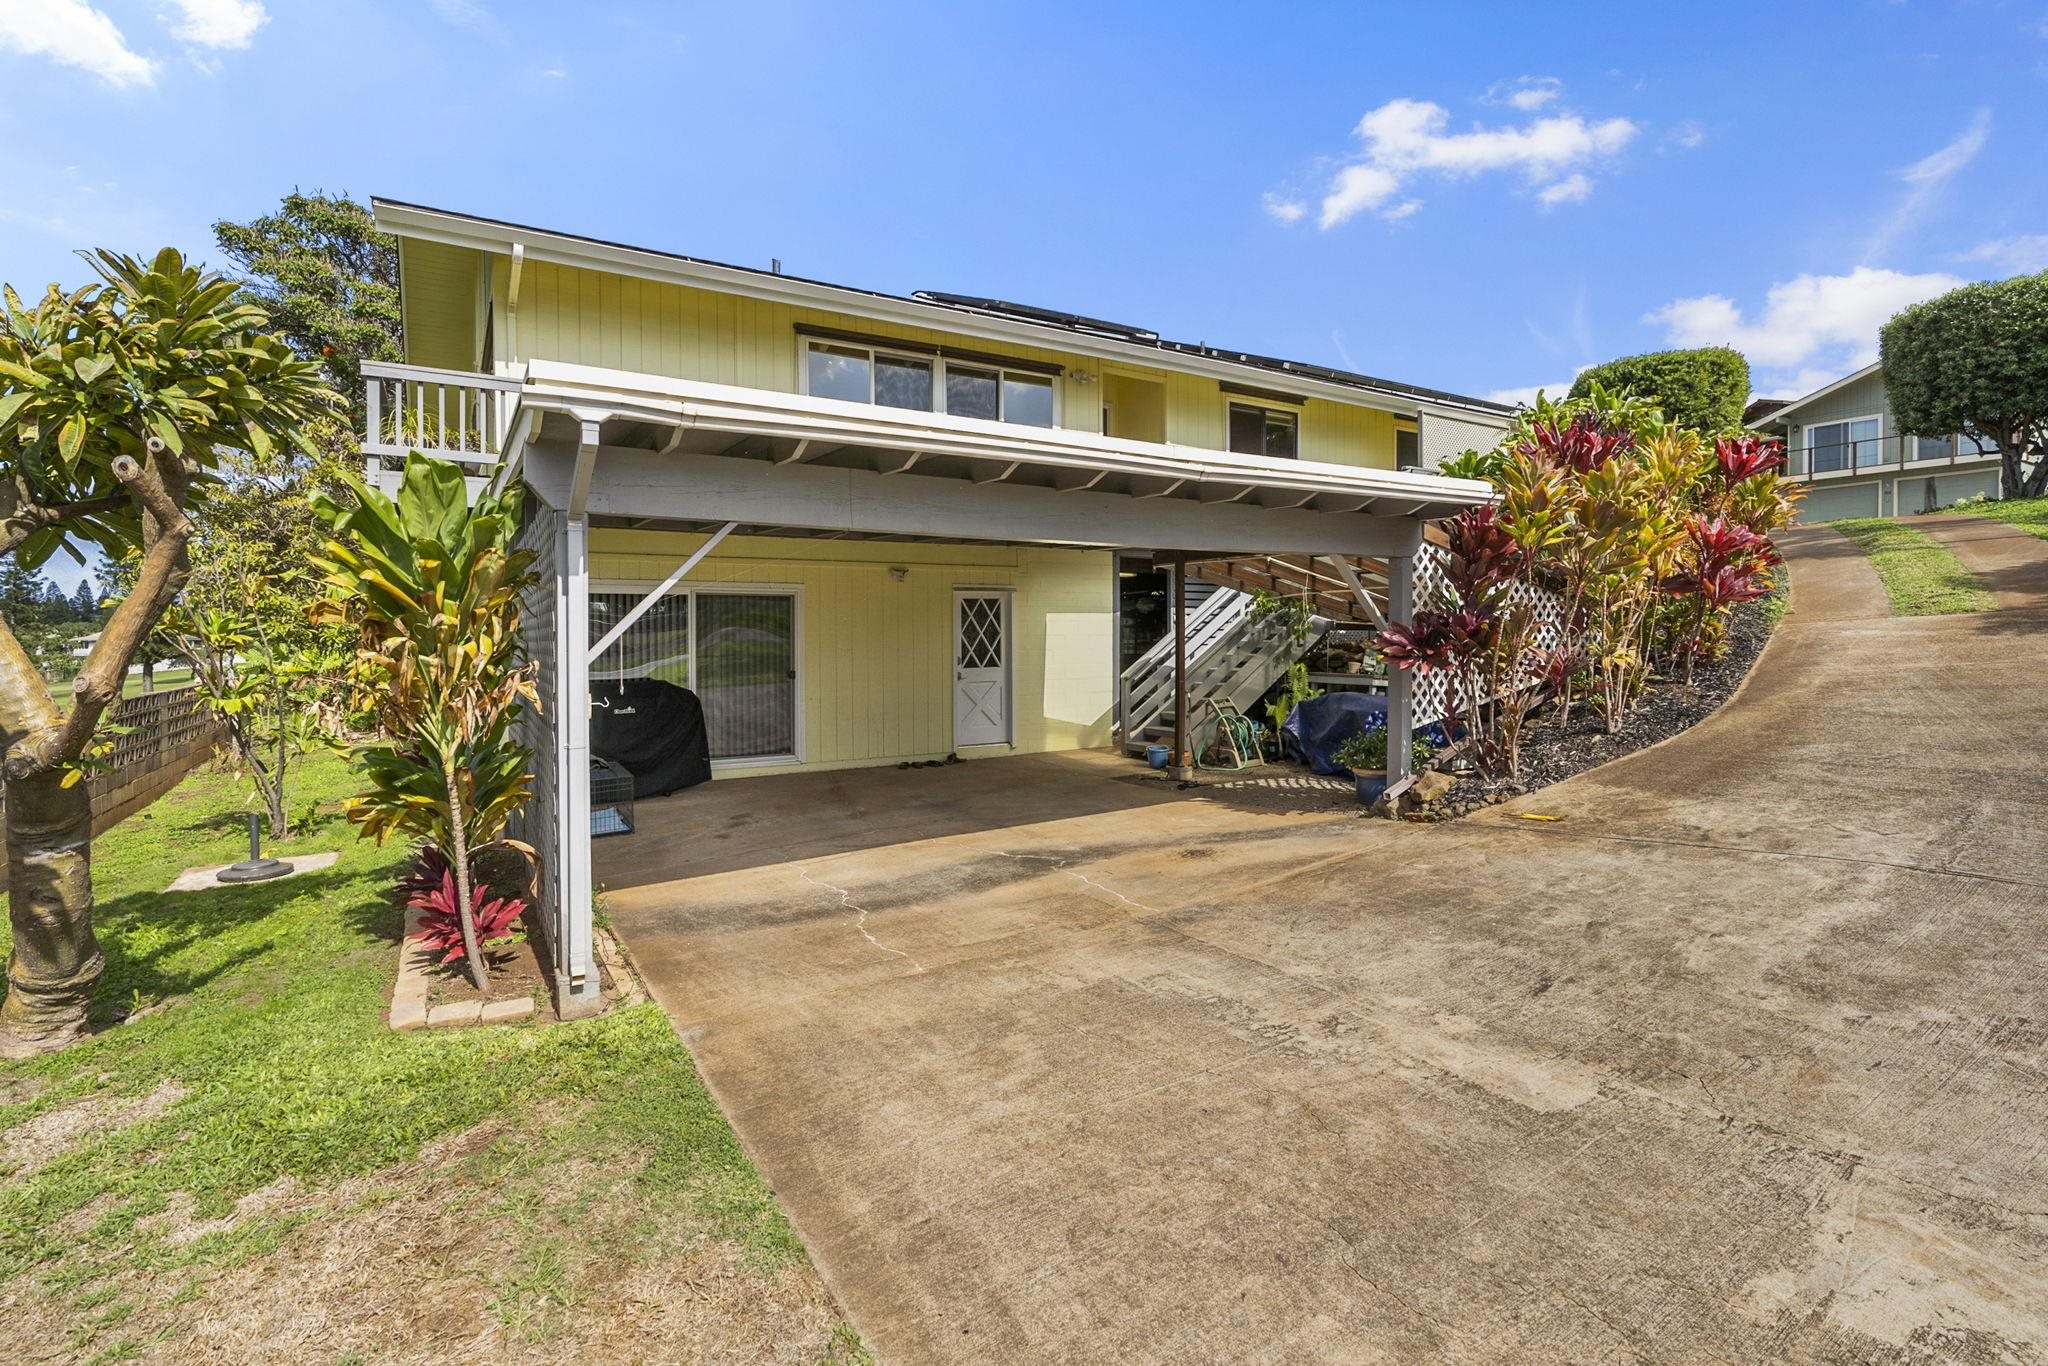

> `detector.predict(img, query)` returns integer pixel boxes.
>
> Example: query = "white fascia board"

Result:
[1760,362,1884,427]
[372,200,1510,423]
[512,360,1498,514]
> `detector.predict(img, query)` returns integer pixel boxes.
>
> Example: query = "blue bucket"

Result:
[1354,771,1388,805]
[1146,744,1170,769]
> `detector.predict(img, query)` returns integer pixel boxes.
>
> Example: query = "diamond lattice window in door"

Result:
[958,596,1005,669]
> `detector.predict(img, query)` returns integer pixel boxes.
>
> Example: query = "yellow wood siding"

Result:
[587,530,1115,775]
[398,239,481,372]
[471,254,1401,468]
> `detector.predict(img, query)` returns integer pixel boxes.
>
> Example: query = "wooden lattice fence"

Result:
[1409,543,1569,728]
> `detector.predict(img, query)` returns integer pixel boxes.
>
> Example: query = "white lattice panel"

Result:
[1408,542,1568,728]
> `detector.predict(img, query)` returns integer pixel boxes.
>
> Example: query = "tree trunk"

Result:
[0,622,94,1056]
[440,760,489,993]
[0,767,99,1054]
[2020,434,2048,500]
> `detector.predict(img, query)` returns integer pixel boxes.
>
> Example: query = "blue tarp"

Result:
[1278,692,1456,775]
[1281,693,1387,774]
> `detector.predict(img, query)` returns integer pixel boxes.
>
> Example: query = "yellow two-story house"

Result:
[362,198,1505,1011]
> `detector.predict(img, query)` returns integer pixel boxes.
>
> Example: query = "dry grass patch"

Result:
[0,756,867,1364]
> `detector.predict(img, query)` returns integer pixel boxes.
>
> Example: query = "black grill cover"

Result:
[589,678,712,797]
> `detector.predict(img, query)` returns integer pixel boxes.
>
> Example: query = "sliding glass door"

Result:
[590,586,798,763]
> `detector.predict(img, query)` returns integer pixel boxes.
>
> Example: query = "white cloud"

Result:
[1865,109,1990,262]
[1961,234,2048,276]
[1537,173,1592,208]
[0,0,157,88]
[1646,266,1964,391]
[1486,75,1562,111]
[1318,164,1401,228]
[1669,119,1706,150]
[1261,192,1306,224]
[1292,94,1637,228]
[1381,198,1422,221]
[163,0,266,49]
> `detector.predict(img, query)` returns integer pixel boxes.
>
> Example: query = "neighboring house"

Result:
[360,198,1505,1012]
[1747,364,2002,521]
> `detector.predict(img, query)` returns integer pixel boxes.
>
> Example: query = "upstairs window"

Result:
[802,340,1055,427]
[1227,402,1299,460]
[1396,428,1420,469]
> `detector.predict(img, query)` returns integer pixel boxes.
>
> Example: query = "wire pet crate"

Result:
[591,758,636,837]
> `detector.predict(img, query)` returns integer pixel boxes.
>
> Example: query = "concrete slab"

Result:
[165,850,339,893]
[607,534,2048,1363]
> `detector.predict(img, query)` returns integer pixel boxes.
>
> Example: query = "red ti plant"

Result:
[1712,435,1786,485]
[1661,515,1781,680]
[1516,413,1637,474]
[400,843,527,969]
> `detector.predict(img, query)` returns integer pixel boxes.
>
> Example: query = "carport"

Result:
[492,359,1493,1013]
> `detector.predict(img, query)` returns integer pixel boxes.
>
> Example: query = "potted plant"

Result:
[1332,727,1434,806]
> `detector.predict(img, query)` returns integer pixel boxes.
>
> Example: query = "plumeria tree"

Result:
[0,249,333,1054]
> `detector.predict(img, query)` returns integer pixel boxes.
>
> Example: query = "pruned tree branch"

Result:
[0,493,132,561]
[3,442,193,780]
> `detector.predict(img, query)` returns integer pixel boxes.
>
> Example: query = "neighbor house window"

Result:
[1227,402,1299,459]
[803,340,1056,427]
[1807,416,1881,473]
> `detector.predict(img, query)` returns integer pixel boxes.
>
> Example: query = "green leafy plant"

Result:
[1262,660,1323,736]
[1248,588,1315,645]
[0,248,335,1053]
[1569,347,1750,434]
[312,452,539,991]
[1880,270,2048,499]
[1331,726,1432,776]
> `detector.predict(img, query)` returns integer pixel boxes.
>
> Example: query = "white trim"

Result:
[589,577,807,767]
[372,199,1511,423]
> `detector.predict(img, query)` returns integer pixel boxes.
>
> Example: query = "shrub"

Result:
[1332,725,1432,776]
[1569,347,1750,434]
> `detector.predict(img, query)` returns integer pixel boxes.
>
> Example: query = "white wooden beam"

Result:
[523,445,1426,559]
[775,439,815,465]
[586,520,738,664]
[1385,554,1415,790]
[567,417,600,519]
[1327,555,1388,629]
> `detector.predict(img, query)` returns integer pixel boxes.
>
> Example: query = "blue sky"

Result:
[3,0,2046,584]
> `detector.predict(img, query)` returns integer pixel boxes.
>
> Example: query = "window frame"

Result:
[798,338,1060,428]
[1225,401,1301,460]
[590,579,805,769]
[1804,412,1884,474]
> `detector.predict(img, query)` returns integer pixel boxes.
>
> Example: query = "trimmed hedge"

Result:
[1567,347,1749,433]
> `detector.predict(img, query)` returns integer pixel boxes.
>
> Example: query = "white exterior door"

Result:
[953,590,1011,748]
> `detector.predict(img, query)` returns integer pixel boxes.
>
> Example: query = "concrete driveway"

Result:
[604,525,2048,1363]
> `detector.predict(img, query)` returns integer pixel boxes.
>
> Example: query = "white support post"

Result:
[1385,553,1416,790]
[557,513,601,1016]
[586,520,738,664]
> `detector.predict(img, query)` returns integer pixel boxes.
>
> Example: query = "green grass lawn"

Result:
[1831,518,1997,616]
[1942,494,2048,539]
[0,754,863,1364]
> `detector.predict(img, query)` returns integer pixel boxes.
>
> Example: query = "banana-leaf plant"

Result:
[312,453,538,991]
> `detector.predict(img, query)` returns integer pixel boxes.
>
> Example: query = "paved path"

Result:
[612,532,2048,1363]
[1903,514,2048,611]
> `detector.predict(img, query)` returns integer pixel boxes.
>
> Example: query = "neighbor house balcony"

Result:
[1788,433,2001,482]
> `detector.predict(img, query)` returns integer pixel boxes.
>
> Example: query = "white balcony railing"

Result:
[361,361,523,469]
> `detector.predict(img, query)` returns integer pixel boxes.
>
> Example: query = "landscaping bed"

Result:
[1420,591,1780,821]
